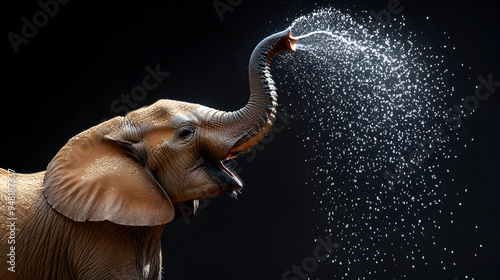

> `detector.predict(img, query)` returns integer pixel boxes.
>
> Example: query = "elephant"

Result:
[0,29,297,279]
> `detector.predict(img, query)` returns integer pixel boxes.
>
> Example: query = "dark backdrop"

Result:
[2,0,499,279]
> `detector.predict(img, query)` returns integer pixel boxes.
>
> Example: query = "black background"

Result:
[1,0,499,279]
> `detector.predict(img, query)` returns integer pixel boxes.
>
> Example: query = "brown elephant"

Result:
[0,29,297,279]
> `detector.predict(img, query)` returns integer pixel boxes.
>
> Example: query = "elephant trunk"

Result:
[222,29,297,158]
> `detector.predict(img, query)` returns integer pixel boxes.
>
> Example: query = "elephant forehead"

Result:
[126,99,201,126]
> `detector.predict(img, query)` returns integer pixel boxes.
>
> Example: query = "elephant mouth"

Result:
[174,160,241,219]
[215,161,242,190]
[204,159,242,193]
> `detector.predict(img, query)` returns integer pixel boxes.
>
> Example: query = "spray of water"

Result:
[275,7,471,279]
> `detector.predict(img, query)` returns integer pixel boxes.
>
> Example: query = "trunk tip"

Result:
[286,28,298,52]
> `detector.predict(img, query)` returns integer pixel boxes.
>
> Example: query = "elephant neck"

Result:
[14,195,165,278]
[123,224,166,251]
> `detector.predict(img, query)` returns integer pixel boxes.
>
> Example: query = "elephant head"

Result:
[42,29,298,226]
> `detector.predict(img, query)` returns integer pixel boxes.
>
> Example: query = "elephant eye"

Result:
[178,126,195,140]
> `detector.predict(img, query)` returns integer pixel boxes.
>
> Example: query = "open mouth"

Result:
[174,160,242,219]
[215,161,243,190]
[201,159,243,193]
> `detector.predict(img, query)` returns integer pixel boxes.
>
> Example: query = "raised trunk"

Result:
[223,29,297,158]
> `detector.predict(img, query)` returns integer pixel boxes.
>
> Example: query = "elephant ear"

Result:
[43,118,175,226]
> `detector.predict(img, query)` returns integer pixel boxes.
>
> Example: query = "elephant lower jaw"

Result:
[215,161,242,190]
[174,161,242,220]
[206,160,243,193]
